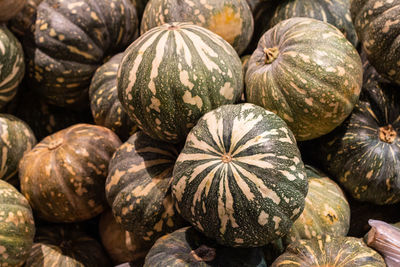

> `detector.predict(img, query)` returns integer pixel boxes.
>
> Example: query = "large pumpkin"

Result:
[24,0,139,107]
[117,22,243,144]
[0,180,35,267]
[246,17,362,141]
[172,103,308,247]
[19,123,121,222]
[140,0,254,55]
[351,0,400,85]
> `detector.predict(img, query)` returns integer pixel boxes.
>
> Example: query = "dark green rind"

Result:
[106,131,186,246]
[0,25,25,109]
[172,103,308,247]
[0,180,35,267]
[246,17,362,141]
[89,53,137,141]
[144,226,267,267]
[118,22,243,144]
[25,0,139,107]
[351,0,400,86]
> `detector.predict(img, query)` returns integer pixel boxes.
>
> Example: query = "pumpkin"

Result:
[19,123,121,222]
[246,17,362,141]
[24,0,139,107]
[351,0,400,85]
[26,224,111,267]
[0,180,35,267]
[0,114,36,184]
[89,53,137,141]
[172,103,308,247]
[144,226,267,267]
[117,22,243,144]
[99,210,149,265]
[313,58,400,205]
[141,0,254,55]
[8,0,43,37]
[269,0,358,47]
[106,131,186,245]
[271,235,386,267]
[0,0,26,22]
[0,25,25,109]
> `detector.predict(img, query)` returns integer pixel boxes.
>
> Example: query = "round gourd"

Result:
[26,224,111,267]
[0,114,36,183]
[89,53,137,141]
[0,0,25,22]
[0,25,25,109]
[351,0,400,85]
[246,17,362,141]
[269,0,358,47]
[144,226,267,267]
[117,22,243,144]
[0,180,35,267]
[24,0,139,107]
[172,103,308,247]
[106,131,186,244]
[141,0,254,55]
[19,123,122,222]
[271,235,386,267]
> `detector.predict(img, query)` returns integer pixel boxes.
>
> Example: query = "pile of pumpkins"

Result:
[0,0,399,266]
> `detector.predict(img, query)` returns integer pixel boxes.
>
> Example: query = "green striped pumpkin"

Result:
[172,103,308,247]
[246,17,362,141]
[117,22,243,144]
[0,180,35,267]
[271,235,386,267]
[89,53,137,141]
[26,224,111,267]
[106,131,186,245]
[351,0,400,85]
[141,0,254,55]
[25,0,139,107]
[0,25,25,109]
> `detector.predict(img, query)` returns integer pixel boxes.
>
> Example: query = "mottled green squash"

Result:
[106,131,186,245]
[172,103,308,247]
[0,180,35,267]
[141,0,254,55]
[246,17,362,140]
[19,124,121,222]
[118,22,243,144]
[271,235,386,267]
[351,0,400,85]
[8,0,43,37]
[144,226,267,267]
[0,0,25,22]
[26,224,111,267]
[0,25,25,109]
[89,53,137,141]
[24,0,139,107]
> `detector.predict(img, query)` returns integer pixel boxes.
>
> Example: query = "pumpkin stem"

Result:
[168,24,179,30]
[264,47,279,64]
[48,138,63,150]
[190,245,216,262]
[379,125,397,144]
[221,153,232,163]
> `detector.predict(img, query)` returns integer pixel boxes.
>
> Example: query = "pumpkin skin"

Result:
[0,0,26,22]
[0,25,25,109]
[89,53,137,141]
[19,123,122,222]
[351,0,400,85]
[26,224,111,267]
[269,0,358,47]
[246,17,362,141]
[141,0,254,55]
[0,180,35,267]
[118,22,243,144]
[285,166,350,244]
[271,235,386,267]
[144,226,267,267]
[0,114,36,183]
[8,0,43,37]
[106,131,186,245]
[172,103,308,247]
[24,0,139,107]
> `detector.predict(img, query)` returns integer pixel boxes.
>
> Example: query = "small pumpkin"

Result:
[0,0,26,22]
[19,123,121,222]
